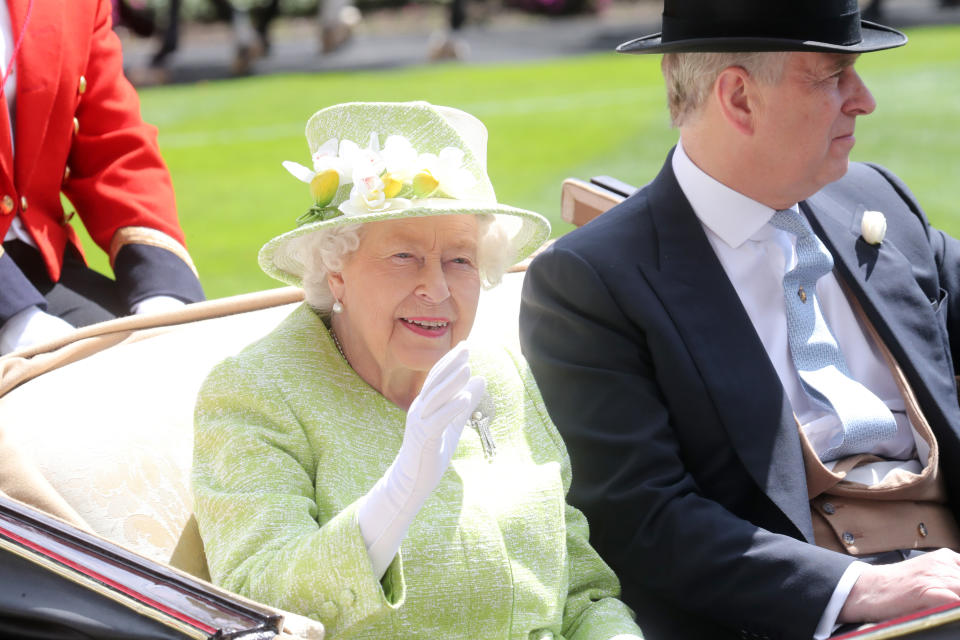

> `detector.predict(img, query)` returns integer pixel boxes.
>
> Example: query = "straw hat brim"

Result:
[258,199,551,287]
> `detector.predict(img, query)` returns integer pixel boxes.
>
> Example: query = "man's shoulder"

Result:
[817,162,924,221]
[551,182,658,259]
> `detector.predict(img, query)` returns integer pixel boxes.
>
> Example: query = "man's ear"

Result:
[714,66,757,136]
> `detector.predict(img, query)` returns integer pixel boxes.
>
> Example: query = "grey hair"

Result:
[299,214,513,313]
[661,51,789,127]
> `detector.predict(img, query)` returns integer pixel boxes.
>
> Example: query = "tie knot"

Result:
[769,209,815,240]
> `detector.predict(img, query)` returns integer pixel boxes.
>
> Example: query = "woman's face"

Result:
[329,214,482,385]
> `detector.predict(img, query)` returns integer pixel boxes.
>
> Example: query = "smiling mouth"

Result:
[401,318,450,330]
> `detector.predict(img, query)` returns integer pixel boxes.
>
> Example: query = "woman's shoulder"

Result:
[202,303,332,386]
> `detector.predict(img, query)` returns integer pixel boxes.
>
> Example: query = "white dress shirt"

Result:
[671,139,924,638]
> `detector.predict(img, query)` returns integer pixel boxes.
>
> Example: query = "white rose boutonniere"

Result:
[861,210,887,245]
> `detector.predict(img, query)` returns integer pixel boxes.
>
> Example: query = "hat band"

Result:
[661,10,863,47]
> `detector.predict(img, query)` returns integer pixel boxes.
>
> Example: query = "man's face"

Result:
[752,51,876,204]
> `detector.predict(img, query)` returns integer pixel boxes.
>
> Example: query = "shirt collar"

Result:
[672,139,798,248]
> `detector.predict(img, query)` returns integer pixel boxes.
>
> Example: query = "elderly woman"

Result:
[192,101,643,640]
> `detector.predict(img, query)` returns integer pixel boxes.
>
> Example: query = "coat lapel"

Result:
[803,192,955,423]
[11,0,62,190]
[637,154,814,542]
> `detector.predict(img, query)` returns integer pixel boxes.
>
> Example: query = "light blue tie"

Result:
[769,209,897,462]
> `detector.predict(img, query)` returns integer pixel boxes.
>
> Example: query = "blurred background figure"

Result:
[121,0,361,82]
[428,0,469,60]
[863,0,959,21]
[318,0,362,53]
[112,0,158,38]
[160,0,272,73]
[428,0,605,61]
[148,0,282,76]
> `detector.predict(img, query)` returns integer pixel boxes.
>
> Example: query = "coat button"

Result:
[20,196,27,212]
[319,601,338,620]
[338,588,356,607]
[822,502,836,515]
[73,117,79,135]
[919,522,929,537]
[78,75,87,94]
[842,532,856,545]
[1,195,14,214]
[63,165,71,182]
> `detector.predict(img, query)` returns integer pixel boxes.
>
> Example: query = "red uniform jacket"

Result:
[0,0,203,320]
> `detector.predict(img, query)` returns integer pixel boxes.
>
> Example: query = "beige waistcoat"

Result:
[803,295,960,556]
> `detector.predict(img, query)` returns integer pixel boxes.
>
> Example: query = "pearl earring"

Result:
[332,300,343,314]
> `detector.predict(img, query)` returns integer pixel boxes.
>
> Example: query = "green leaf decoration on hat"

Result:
[296,204,343,227]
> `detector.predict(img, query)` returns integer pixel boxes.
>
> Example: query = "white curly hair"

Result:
[295,214,512,313]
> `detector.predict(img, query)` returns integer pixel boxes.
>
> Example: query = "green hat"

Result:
[259,101,551,287]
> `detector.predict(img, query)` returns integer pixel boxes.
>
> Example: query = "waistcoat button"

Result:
[842,531,856,545]
[919,522,929,537]
[822,503,836,515]
[1,195,14,214]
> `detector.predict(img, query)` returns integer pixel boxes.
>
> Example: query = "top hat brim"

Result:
[617,20,907,54]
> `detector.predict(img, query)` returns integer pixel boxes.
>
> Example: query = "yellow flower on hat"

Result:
[283,137,353,207]
[412,170,440,197]
[382,174,404,199]
[309,169,340,207]
[414,147,476,198]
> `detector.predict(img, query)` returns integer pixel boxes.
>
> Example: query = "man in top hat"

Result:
[0,0,204,356]
[520,1,960,638]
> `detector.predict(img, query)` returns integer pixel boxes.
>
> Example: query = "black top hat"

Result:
[618,0,906,54]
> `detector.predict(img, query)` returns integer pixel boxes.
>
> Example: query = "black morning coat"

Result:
[519,149,960,640]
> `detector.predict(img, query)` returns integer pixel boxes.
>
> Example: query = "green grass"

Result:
[73,24,960,299]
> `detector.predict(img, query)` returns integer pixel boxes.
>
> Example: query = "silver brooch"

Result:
[469,395,496,460]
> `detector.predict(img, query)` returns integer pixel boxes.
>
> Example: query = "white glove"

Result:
[357,341,485,578]
[130,295,186,315]
[0,305,75,355]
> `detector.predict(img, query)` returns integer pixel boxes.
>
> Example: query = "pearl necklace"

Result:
[329,327,347,360]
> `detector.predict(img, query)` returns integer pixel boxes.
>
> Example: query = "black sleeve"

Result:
[113,244,205,309]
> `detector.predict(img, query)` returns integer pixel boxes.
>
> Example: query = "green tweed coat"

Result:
[193,304,642,640]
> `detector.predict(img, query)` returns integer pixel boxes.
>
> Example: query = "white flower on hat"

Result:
[861,210,887,245]
[283,130,477,219]
[381,135,418,180]
[415,147,476,199]
[339,173,412,217]
[339,134,385,184]
[311,139,352,185]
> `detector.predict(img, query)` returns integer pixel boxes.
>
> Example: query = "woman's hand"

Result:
[357,342,485,578]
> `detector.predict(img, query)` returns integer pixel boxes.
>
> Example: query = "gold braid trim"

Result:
[109,227,198,277]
